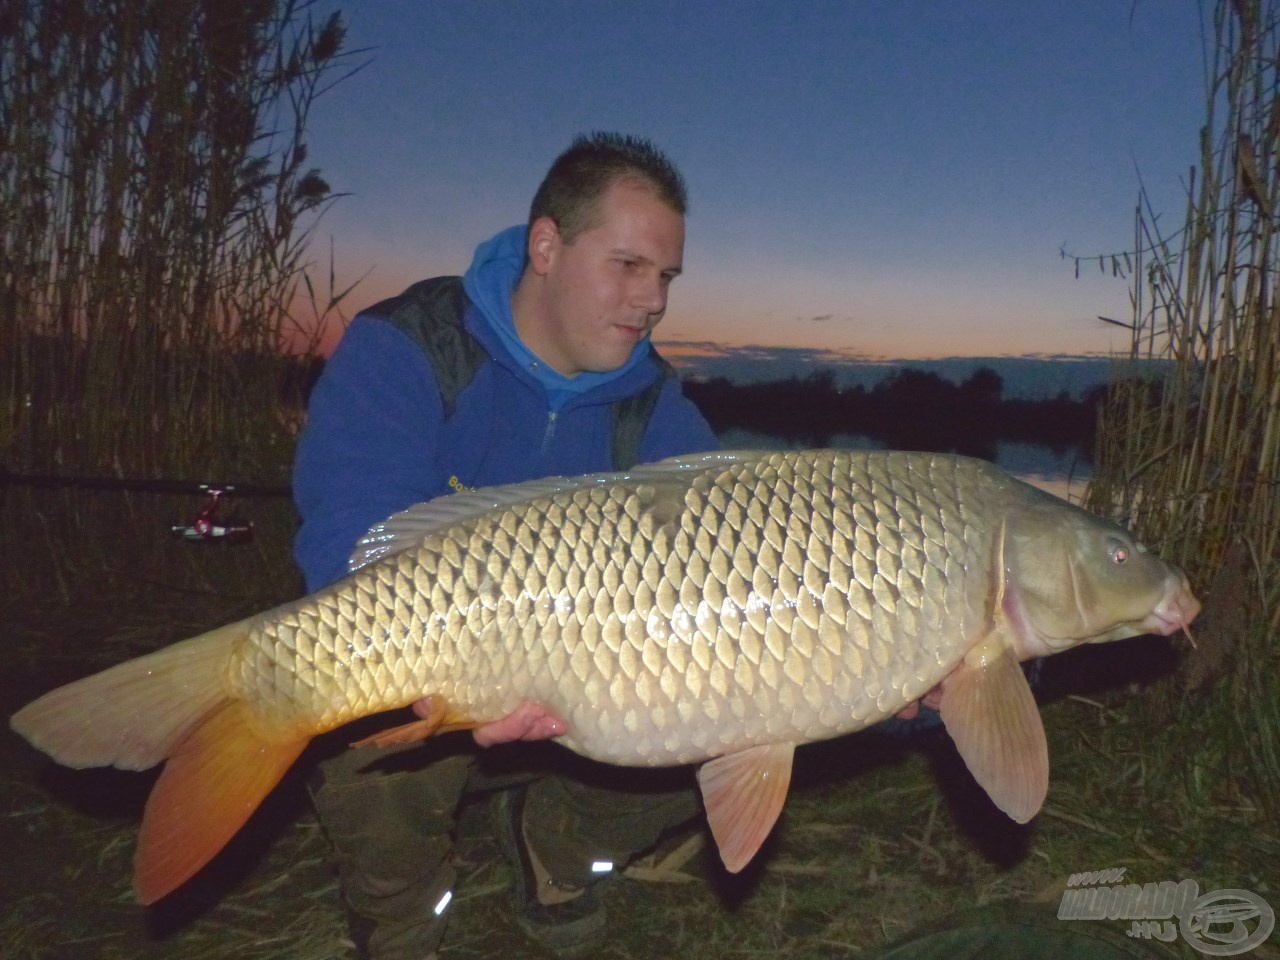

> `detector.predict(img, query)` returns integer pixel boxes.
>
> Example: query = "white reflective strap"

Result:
[590,860,614,874]
[433,890,453,915]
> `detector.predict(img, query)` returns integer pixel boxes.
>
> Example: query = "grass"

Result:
[3,495,1277,960]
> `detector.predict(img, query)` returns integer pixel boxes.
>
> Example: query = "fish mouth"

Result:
[1140,582,1202,637]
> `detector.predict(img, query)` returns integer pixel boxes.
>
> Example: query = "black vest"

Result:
[362,276,673,471]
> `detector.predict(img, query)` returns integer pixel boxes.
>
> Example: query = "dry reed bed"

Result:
[1071,0,1280,814]
[0,0,355,483]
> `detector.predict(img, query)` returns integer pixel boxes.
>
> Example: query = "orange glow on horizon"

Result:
[282,255,1136,363]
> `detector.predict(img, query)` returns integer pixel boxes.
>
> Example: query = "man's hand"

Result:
[409,698,568,747]
[470,701,567,746]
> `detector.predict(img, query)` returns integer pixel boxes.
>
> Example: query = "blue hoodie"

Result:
[292,226,718,591]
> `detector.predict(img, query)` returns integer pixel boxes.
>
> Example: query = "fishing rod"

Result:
[1,467,290,543]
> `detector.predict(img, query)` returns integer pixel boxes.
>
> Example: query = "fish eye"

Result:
[1108,538,1130,565]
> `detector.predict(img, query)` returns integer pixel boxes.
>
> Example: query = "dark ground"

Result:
[1,498,1275,959]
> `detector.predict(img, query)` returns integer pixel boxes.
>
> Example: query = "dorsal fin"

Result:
[347,450,756,573]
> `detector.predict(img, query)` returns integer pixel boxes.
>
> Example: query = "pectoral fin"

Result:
[696,742,795,872]
[938,641,1048,823]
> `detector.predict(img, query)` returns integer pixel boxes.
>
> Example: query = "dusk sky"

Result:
[302,1,1207,362]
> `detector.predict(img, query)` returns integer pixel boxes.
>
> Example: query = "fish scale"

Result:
[230,450,995,762]
[12,447,1201,902]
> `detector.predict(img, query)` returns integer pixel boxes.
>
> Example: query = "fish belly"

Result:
[227,451,1001,765]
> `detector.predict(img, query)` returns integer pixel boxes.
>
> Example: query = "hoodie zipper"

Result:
[540,411,558,454]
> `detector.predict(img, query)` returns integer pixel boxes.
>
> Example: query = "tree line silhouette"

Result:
[682,366,1106,463]
[288,359,1109,467]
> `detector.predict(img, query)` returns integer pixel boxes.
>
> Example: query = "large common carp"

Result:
[11,449,1199,904]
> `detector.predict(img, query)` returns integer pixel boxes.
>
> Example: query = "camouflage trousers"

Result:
[309,734,701,960]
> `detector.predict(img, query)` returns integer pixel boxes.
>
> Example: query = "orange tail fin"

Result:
[10,618,312,903]
[134,699,308,904]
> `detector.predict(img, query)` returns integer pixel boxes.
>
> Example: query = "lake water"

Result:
[714,429,1092,504]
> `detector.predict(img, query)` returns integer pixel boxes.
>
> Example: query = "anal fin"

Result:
[696,742,795,872]
[938,639,1048,823]
[350,695,478,749]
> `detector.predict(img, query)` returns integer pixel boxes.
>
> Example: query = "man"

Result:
[292,133,718,960]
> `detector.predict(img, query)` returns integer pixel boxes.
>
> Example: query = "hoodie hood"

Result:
[461,225,655,409]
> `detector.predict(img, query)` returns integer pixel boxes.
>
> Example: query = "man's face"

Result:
[529,180,685,377]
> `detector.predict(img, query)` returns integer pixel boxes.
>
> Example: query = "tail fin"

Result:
[134,698,308,904]
[10,618,312,904]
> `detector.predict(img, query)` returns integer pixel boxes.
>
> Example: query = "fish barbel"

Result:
[11,449,1199,904]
